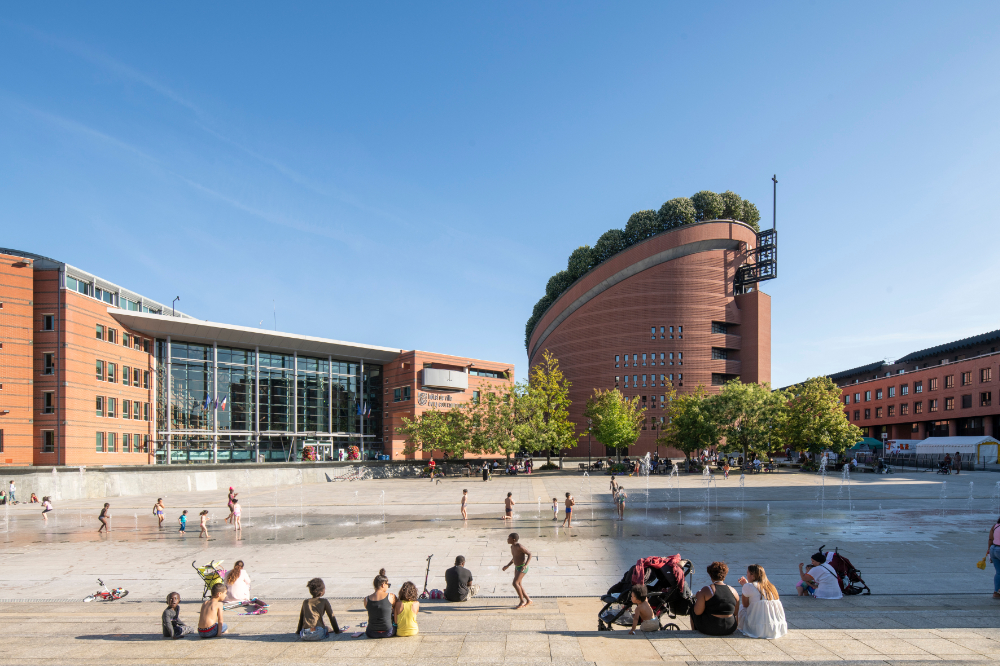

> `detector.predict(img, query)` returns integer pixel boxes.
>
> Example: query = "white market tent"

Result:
[913,436,1000,464]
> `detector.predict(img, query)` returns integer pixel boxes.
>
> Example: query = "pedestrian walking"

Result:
[502,533,532,609]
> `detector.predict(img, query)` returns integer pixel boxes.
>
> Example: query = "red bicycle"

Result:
[83,578,129,602]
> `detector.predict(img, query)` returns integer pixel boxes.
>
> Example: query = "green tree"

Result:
[720,191,744,221]
[566,245,595,280]
[592,228,628,263]
[709,380,787,459]
[396,407,470,459]
[657,386,717,460]
[545,270,573,300]
[521,350,576,464]
[657,197,696,229]
[623,209,659,244]
[691,190,725,221]
[781,376,863,455]
[466,381,524,460]
[583,388,645,458]
[741,201,761,231]
[524,294,555,350]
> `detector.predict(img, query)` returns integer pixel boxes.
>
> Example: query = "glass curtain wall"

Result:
[155,338,383,462]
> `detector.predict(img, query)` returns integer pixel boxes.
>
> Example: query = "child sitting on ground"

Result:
[30,493,40,503]
[162,592,195,638]
[629,584,659,634]
[796,564,816,596]
[198,583,228,638]
[296,578,341,641]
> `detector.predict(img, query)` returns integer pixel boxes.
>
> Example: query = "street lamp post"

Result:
[172,296,180,317]
[587,418,592,471]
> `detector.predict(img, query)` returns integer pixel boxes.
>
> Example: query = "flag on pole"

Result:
[203,394,211,411]
[220,396,227,411]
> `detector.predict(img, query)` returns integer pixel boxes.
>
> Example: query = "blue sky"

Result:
[2,2,999,386]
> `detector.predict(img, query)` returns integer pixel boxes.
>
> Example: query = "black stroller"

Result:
[598,555,693,631]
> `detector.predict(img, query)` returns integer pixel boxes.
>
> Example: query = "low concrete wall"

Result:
[2,461,433,501]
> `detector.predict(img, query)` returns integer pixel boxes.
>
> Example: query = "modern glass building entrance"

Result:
[154,339,383,464]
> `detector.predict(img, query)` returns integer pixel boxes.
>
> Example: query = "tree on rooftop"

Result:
[691,190,725,221]
[657,197,696,230]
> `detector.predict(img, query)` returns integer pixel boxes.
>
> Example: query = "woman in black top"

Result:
[363,569,396,638]
[691,561,739,635]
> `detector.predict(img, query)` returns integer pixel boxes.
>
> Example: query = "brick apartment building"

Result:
[0,248,511,466]
[830,329,1000,441]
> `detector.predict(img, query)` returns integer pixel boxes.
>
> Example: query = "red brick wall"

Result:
[735,290,771,385]
[0,253,35,465]
[839,355,1000,441]
[383,351,513,460]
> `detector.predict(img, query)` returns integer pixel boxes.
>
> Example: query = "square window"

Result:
[982,368,992,383]
[915,381,923,393]
[888,405,895,417]
[901,384,909,396]
[876,389,883,400]
[42,430,54,452]
[962,372,972,386]
[853,410,860,420]
[929,378,938,391]
[982,392,993,407]
[945,397,954,410]
[945,375,954,389]
[42,314,55,331]
[901,403,909,415]
[875,407,883,418]
[915,401,923,414]
[961,394,972,409]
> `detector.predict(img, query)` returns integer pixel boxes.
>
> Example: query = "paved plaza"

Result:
[2,467,999,664]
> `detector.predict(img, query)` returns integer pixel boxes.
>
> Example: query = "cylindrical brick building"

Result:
[526,220,771,458]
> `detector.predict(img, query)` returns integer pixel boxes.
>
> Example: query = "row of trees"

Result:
[396,350,863,461]
[587,377,863,460]
[525,190,762,350]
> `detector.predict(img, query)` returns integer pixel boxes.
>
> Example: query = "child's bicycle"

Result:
[83,578,129,602]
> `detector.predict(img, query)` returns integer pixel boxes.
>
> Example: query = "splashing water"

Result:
[537,496,542,520]
[670,463,680,513]
[817,457,828,521]
[739,473,746,516]
[993,482,1000,516]
[703,467,712,520]
[133,513,139,532]
[355,490,360,525]
[940,480,947,517]
[968,482,975,512]
[379,490,386,524]
[842,464,853,532]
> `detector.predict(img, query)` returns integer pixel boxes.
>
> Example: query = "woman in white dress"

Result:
[737,564,787,639]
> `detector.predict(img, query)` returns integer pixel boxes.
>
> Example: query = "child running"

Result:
[562,492,575,528]
[199,510,210,538]
[616,486,627,520]
[41,496,53,522]
[162,592,195,638]
[197,583,228,638]
[296,577,341,641]
[461,489,468,520]
[178,509,188,535]
[153,498,166,527]
[98,503,110,533]
[504,492,514,522]
[551,498,558,521]
[502,533,532,609]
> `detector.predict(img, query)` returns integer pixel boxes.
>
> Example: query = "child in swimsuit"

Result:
[551,498,558,520]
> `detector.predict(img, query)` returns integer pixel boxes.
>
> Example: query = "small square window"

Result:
[876,389,883,400]
[853,410,860,420]
[981,368,992,383]
[42,314,55,331]
[962,372,972,386]
[887,405,895,417]
[945,375,954,389]
[901,384,909,396]
[915,381,923,393]
[930,399,938,412]
[945,397,954,411]
[961,394,972,409]
[982,392,993,407]
[901,403,909,416]
[875,407,883,418]
[915,401,923,414]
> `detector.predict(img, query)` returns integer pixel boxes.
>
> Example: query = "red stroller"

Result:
[819,545,871,596]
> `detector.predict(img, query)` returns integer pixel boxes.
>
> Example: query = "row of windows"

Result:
[168,341,360,376]
[616,352,683,368]
[94,323,152,352]
[469,369,505,379]
[848,392,992,420]
[392,386,412,402]
[66,276,162,314]
[96,396,151,420]
[616,374,682,387]
[650,325,683,340]
[96,361,150,388]
[844,369,994,405]
[95,432,151,453]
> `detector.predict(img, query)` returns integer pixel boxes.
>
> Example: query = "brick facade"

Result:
[0,253,35,465]
[526,221,771,458]
[383,351,513,460]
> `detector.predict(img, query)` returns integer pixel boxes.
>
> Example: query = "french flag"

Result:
[219,396,227,411]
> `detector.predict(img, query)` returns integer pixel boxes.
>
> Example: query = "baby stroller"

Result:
[192,559,227,599]
[818,545,871,595]
[597,555,693,631]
